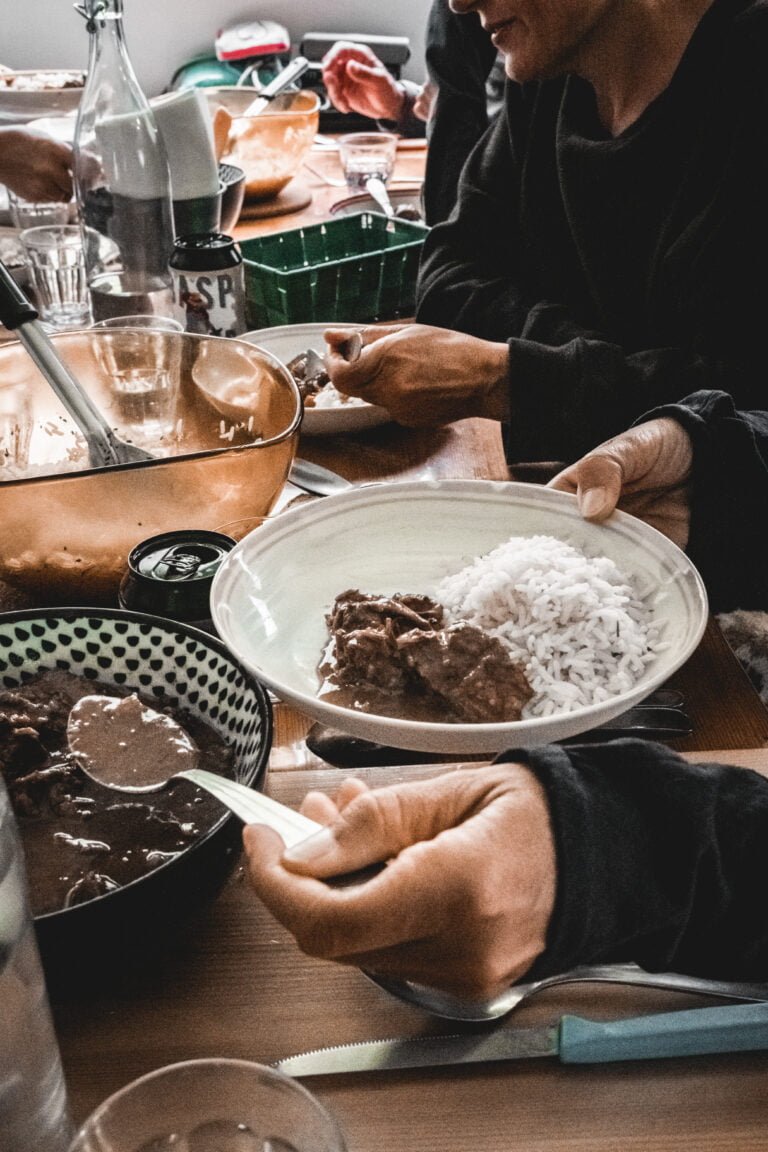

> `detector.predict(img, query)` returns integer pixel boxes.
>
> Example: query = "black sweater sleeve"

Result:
[496,740,768,981]
[633,390,768,613]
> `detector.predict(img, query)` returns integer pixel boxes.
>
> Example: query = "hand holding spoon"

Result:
[67,695,767,1023]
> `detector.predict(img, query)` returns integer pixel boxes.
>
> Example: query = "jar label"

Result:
[170,268,246,337]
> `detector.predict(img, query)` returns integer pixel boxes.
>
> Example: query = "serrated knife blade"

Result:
[275,1003,768,1076]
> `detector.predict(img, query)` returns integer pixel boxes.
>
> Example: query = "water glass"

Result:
[67,1058,348,1152]
[8,189,72,230]
[91,315,184,332]
[91,328,182,449]
[0,778,73,1152]
[0,381,34,475]
[338,132,397,193]
[20,224,91,330]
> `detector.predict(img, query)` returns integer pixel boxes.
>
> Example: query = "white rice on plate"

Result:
[436,534,662,718]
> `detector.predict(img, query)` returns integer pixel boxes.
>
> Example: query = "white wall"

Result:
[3,1,429,96]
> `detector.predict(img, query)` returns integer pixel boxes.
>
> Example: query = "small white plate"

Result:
[240,322,391,436]
[211,480,708,755]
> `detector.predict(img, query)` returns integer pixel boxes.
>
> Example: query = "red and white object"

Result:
[215,21,291,62]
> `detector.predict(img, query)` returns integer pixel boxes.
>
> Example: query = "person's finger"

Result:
[322,71,350,113]
[281,767,509,878]
[333,777,370,811]
[245,822,473,958]
[551,453,624,521]
[346,60,386,84]
[299,790,339,825]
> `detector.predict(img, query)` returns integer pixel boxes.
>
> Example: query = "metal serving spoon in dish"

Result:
[0,260,153,467]
[66,693,322,843]
[67,694,768,1021]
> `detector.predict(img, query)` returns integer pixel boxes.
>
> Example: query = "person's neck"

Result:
[577,0,716,137]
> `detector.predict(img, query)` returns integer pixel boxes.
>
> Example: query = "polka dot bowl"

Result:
[0,607,272,993]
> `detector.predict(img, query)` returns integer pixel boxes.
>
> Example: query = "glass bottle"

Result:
[0,778,73,1152]
[72,0,176,320]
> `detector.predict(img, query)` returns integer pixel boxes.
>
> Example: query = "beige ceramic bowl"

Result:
[205,89,320,201]
[0,330,301,604]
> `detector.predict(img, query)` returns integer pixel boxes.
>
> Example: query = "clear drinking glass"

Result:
[90,327,182,448]
[67,1058,348,1152]
[338,131,397,193]
[19,224,92,329]
[0,778,73,1152]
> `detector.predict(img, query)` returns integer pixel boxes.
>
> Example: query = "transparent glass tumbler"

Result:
[67,1058,348,1152]
[337,132,397,193]
[19,224,92,330]
[0,778,73,1152]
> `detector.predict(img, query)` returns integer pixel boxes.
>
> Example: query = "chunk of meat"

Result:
[397,623,533,723]
[323,589,533,723]
[327,589,444,639]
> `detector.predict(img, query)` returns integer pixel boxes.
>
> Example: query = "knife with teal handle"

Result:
[275,1003,768,1076]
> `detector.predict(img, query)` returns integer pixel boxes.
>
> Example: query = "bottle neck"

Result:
[80,0,149,116]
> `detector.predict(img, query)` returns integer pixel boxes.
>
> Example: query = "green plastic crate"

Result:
[240,212,428,328]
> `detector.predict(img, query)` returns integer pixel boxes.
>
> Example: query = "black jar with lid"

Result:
[118,530,236,632]
[169,232,247,337]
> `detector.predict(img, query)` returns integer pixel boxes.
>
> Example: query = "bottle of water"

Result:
[72,0,176,320]
[0,778,73,1152]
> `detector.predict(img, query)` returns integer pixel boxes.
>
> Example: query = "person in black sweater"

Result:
[325,0,768,467]
[243,391,768,994]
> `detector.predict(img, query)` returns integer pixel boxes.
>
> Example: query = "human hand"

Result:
[323,323,510,426]
[549,417,693,548]
[321,41,407,121]
[0,130,72,202]
[243,763,556,1001]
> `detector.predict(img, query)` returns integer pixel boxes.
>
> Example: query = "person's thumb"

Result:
[573,453,623,521]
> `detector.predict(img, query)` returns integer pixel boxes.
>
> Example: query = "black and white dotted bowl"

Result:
[0,608,272,991]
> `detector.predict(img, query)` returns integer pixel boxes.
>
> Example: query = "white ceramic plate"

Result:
[211,480,708,755]
[240,323,391,436]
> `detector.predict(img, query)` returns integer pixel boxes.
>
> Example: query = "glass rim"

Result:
[338,131,398,147]
[69,1057,349,1149]
[19,223,84,246]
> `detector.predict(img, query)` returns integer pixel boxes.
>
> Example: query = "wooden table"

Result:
[12,140,768,1149]
[50,409,768,1151]
[54,751,768,1151]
